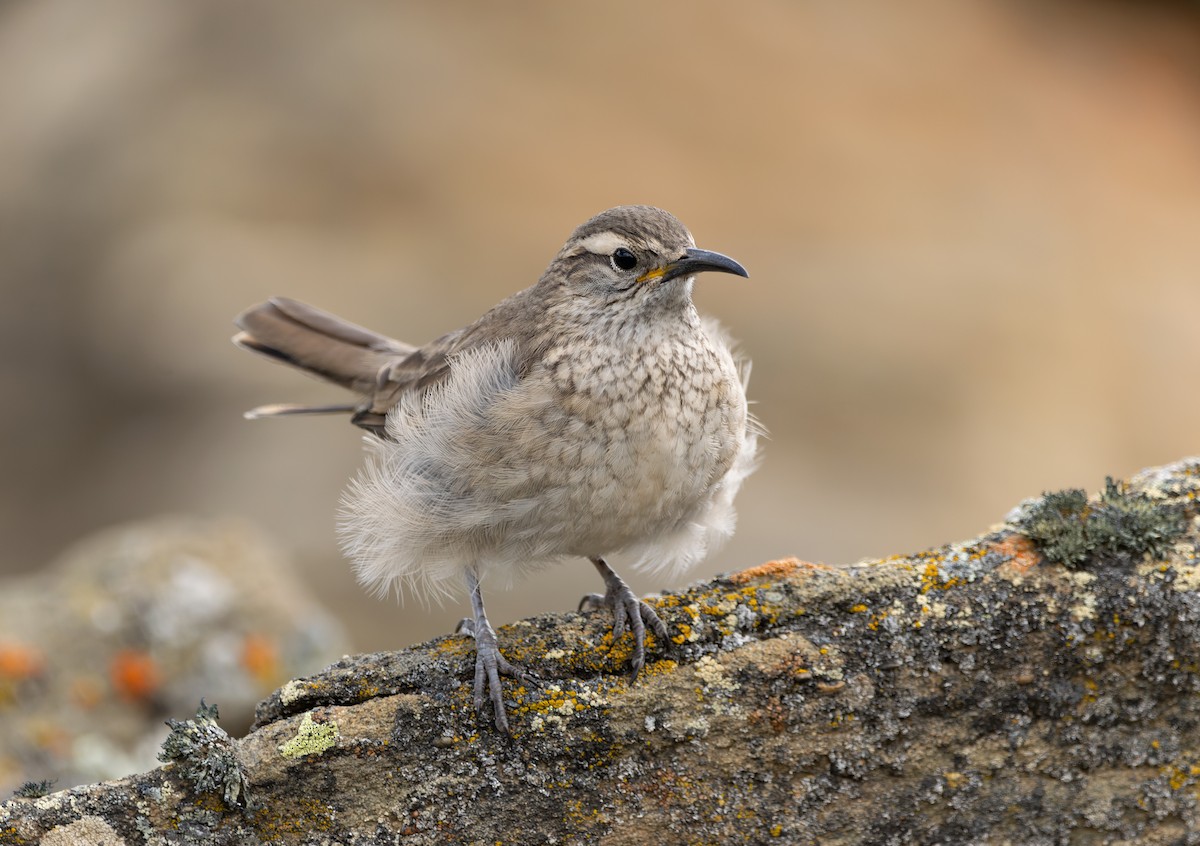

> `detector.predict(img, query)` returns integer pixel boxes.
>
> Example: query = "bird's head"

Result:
[542,206,747,316]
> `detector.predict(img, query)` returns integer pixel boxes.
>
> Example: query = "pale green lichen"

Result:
[694,655,738,693]
[279,713,340,758]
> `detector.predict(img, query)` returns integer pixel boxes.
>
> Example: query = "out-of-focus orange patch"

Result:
[993,535,1042,574]
[110,649,161,702]
[71,676,105,709]
[29,720,71,756]
[241,633,280,686]
[0,642,44,680]
[729,557,827,585]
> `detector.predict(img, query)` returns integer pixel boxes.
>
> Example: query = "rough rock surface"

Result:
[6,459,1200,845]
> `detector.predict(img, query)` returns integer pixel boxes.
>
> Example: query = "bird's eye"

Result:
[611,247,638,272]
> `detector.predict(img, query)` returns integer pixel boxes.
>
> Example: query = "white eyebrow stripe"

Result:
[577,231,630,256]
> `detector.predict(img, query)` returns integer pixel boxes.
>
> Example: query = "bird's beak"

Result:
[640,247,749,284]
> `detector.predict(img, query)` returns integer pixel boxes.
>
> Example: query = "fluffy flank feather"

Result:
[337,340,562,604]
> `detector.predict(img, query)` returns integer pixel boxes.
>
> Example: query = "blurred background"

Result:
[2,0,1199,743]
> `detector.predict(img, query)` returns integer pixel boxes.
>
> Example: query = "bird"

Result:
[233,205,758,734]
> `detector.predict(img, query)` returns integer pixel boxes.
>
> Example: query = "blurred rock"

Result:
[0,517,350,795]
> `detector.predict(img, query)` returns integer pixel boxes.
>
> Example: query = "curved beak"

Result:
[641,247,749,284]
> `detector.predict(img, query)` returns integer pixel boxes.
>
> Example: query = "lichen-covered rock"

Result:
[0,517,350,796]
[6,459,1200,844]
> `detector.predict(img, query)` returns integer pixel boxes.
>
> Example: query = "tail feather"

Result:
[267,297,411,353]
[243,402,358,420]
[233,297,413,395]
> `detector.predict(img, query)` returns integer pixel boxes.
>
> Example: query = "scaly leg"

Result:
[456,569,531,734]
[579,556,669,676]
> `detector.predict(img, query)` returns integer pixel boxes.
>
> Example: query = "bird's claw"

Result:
[462,622,532,735]
[580,581,669,677]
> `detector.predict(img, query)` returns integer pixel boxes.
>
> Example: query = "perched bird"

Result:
[233,206,758,733]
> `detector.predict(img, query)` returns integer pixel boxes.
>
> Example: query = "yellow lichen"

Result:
[513,683,607,725]
[253,798,335,835]
[1160,763,1200,791]
[944,771,967,790]
[672,623,695,645]
[642,658,678,677]
[919,560,964,594]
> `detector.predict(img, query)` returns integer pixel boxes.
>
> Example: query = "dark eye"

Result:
[611,247,637,271]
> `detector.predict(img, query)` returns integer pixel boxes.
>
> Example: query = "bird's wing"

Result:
[351,287,547,436]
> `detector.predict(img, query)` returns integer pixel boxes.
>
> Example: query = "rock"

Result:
[5,459,1200,844]
[0,517,350,795]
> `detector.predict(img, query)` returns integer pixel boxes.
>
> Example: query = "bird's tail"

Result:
[233,297,413,419]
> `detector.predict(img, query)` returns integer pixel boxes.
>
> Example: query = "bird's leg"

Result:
[579,556,669,677]
[455,569,531,734]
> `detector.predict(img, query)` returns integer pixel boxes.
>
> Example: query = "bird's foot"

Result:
[455,617,534,735]
[580,561,669,678]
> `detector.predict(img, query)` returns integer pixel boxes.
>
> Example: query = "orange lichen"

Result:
[755,696,791,733]
[241,633,281,686]
[0,642,43,680]
[992,535,1042,573]
[28,720,70,756]
[110,648,162,702]
[71,676,105,709]
[728,557,824,584]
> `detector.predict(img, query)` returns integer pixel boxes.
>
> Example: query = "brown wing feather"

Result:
[347,285,548,430]
[235,286,547,437]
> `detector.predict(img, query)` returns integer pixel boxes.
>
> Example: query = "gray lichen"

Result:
[1013,476,1187,568]
[157,700,249,809]
[9,780,55,800]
